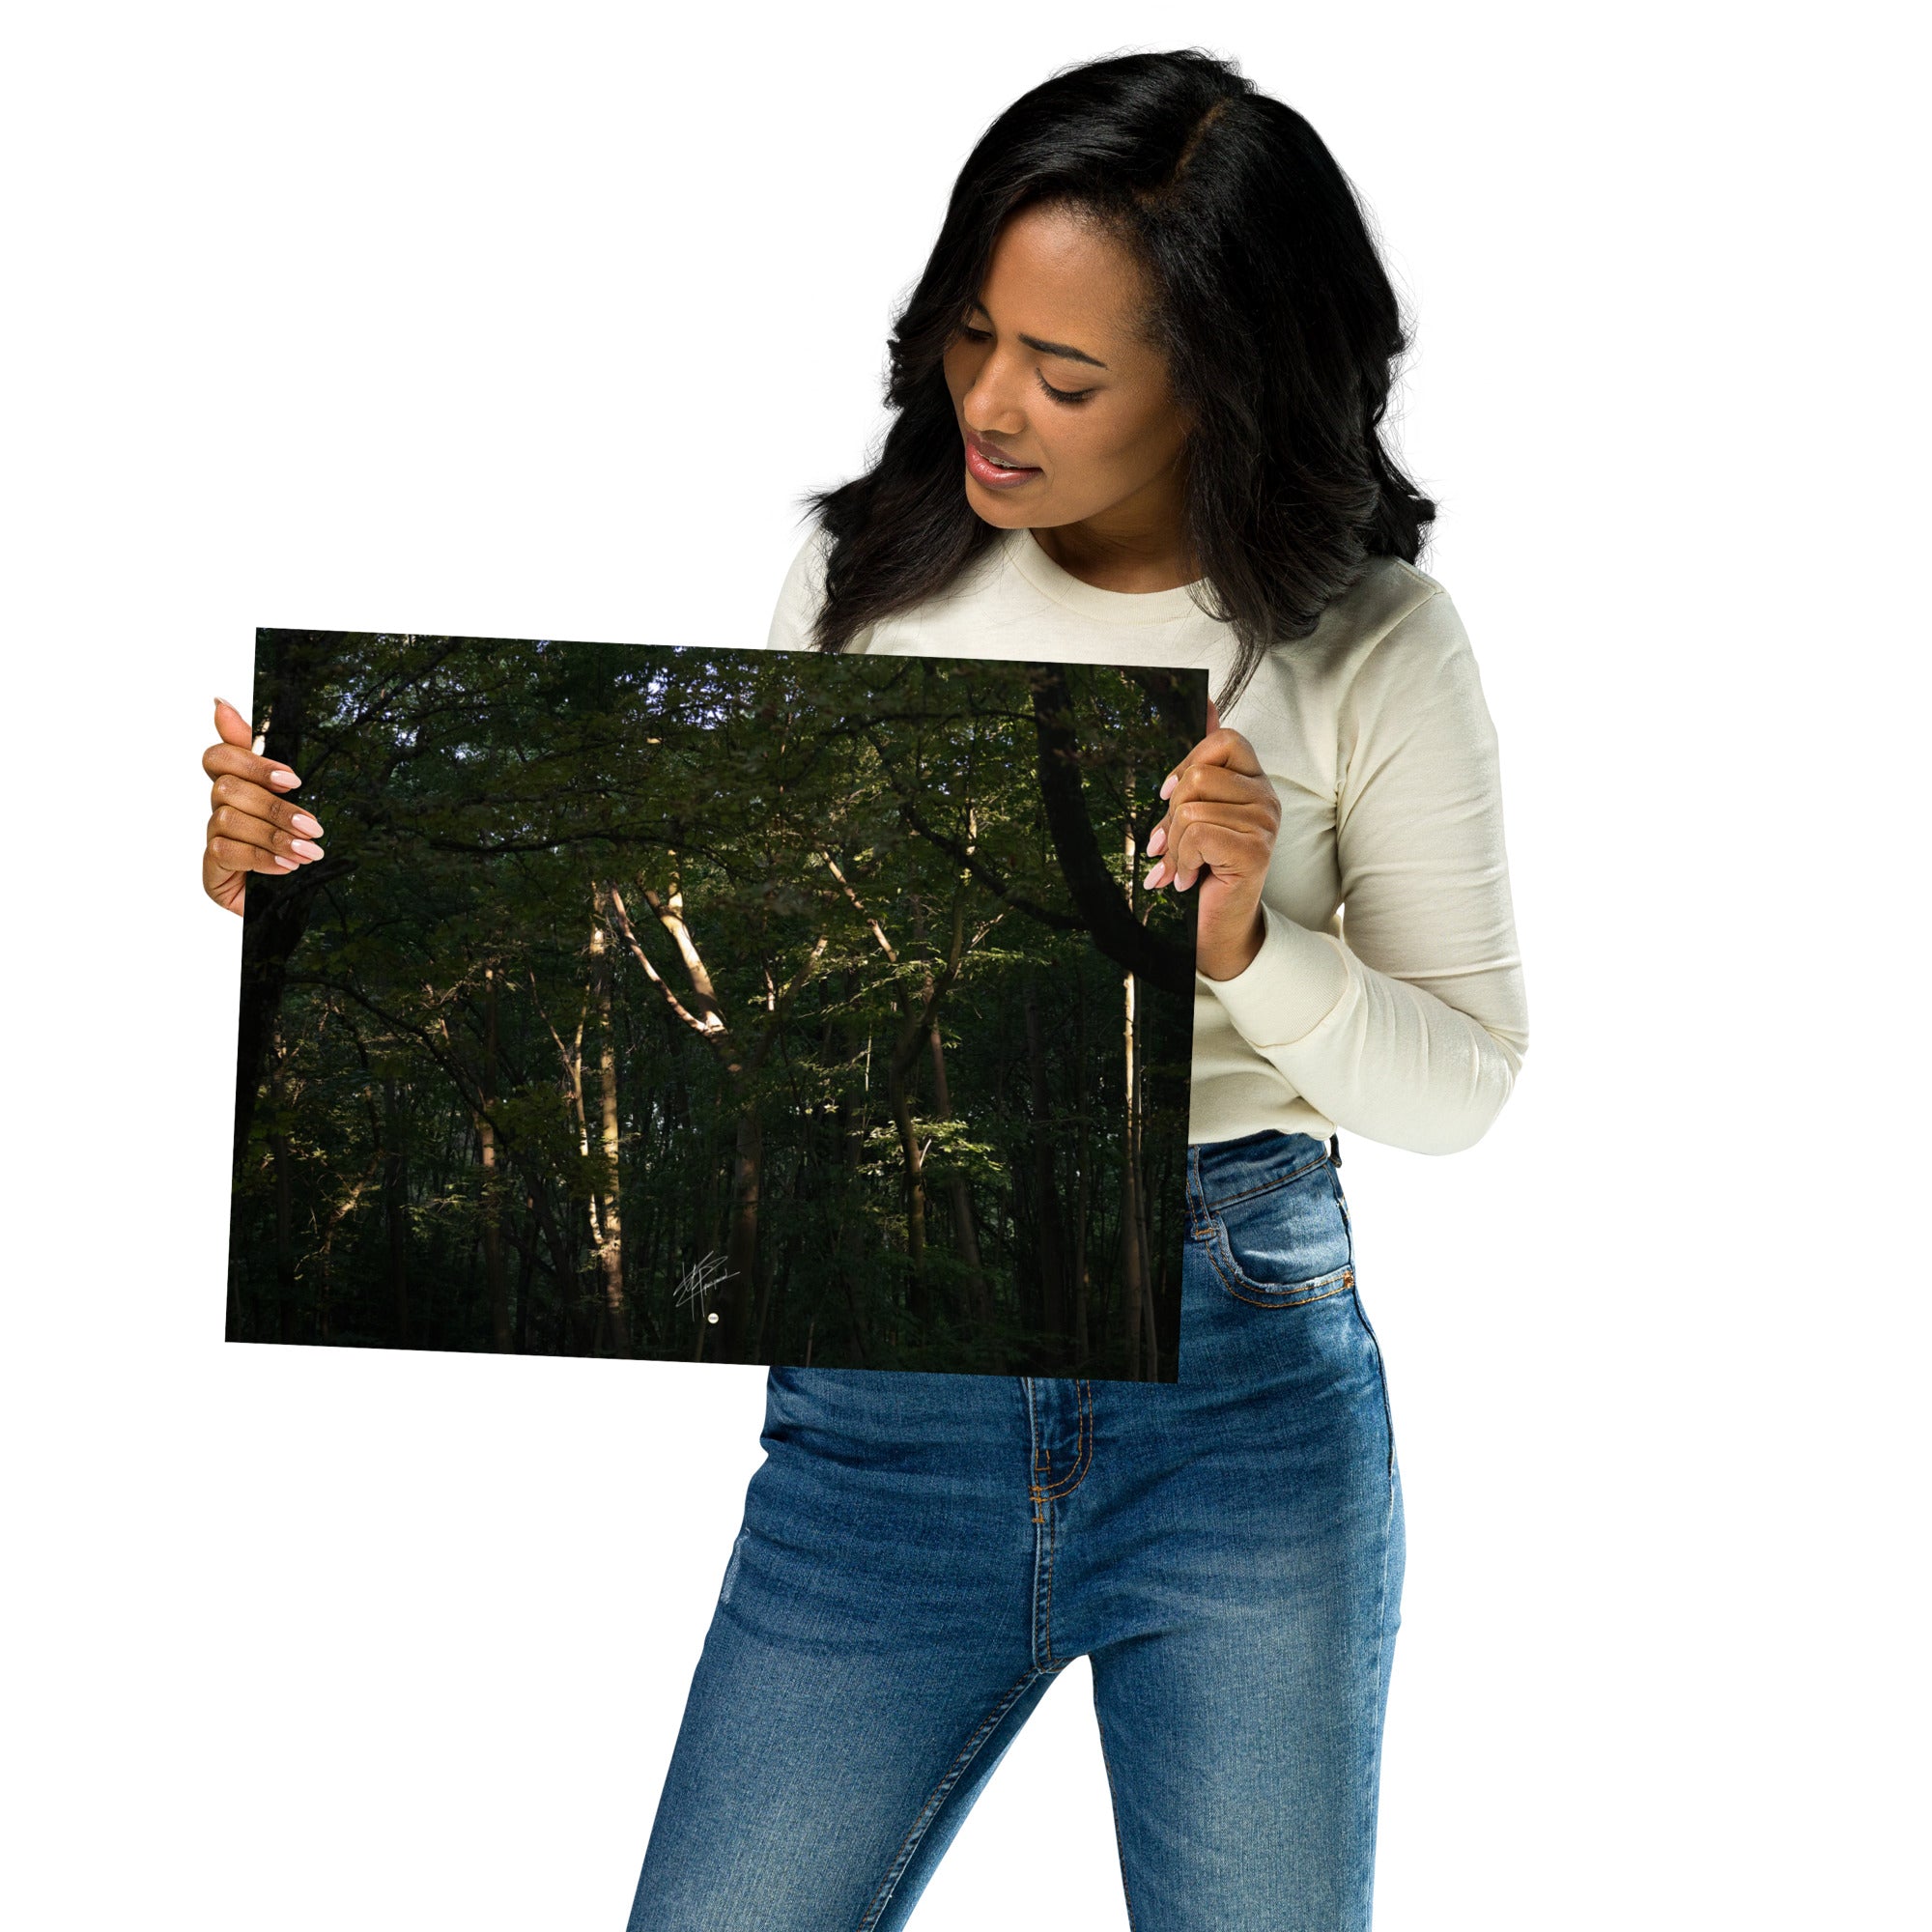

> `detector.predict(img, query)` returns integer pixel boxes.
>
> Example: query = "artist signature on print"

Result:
[675,1251,737,1324]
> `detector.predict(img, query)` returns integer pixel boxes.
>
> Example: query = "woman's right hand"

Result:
[201,697,327,916]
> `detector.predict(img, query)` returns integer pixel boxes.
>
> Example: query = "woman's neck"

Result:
[1027,518,1202,593]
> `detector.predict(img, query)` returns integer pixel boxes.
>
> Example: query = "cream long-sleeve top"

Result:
[762,521,1529,1156]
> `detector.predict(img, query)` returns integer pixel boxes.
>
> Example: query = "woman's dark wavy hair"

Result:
[800,47,1435,714]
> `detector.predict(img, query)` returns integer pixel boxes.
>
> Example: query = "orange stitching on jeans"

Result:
[1024,1378,1046,1522]
[1218,1271,1354,1312]
[1030,1381,1095,1667]
[1040,1379,1094,1498]
[1026,1379,1092,1496]
[1205,1235,1354,1309]
[1038,1489,1060,1667]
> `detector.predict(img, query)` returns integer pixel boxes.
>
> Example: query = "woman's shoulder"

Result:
[764,520,838,652]
[1323,552,1451,639]
[1300,553,1476,688]
[1234,555,1483,752]
[1305,554,1504,767]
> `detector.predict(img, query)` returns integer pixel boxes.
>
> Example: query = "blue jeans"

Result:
[626,1129,1406,1930]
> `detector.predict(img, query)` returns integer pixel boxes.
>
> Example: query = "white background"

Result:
[3,4,1924,1926]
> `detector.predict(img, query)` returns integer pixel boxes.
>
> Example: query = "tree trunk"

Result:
[891,1066,929,1321]
[265,1020,296,1344]
[1140,1221,1159,1376]
[480,964,511,1351]
[603,872,823,1366]
[1134,980,1159,1382]
[383,1077,409,1347]
[270,1127,295,1344]
[1025,978,1067,1354]
[1072,973,1091,1367]
[512,1208,534,1354]
[833,1084,868,1366]
[718,1106,764,1362]
[1121,964,1145,1378]
[588,908,628,1355]
[925,1002,989,1325]
[753,1229,779,1359]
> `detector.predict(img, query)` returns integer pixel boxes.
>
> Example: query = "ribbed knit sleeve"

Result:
[1203,586,1530,1154]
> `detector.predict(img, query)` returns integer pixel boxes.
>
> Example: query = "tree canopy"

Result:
[228,629,1203,1379]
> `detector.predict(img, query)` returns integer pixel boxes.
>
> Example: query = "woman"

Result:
[200,48,1527,1932]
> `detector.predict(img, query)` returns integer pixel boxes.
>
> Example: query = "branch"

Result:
[860,724,1084,932]
[604,884,724,1040]
[820,851,898,963]
[748,935,831,1076]
[525,968,586,1122]
[891,885,975,1082]
[1118,664,1208,752]
[1029,665,1195,1001]
[289,976,505,1140]
[638,882,725,1019]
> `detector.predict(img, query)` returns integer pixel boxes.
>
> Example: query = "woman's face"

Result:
[941,202,1191,544]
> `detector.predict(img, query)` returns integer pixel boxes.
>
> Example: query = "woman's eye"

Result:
[955,324,1092,404]
[1037,373,1093,406]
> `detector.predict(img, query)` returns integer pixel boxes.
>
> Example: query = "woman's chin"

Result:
[964,480,1043,526]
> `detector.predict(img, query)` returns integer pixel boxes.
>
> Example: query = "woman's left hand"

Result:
[1143,697,1280,980]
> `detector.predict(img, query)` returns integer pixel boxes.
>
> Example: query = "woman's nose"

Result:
[962,360,1027,435]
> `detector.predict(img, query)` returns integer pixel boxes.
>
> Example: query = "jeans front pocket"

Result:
[1203,1148,1355,1309]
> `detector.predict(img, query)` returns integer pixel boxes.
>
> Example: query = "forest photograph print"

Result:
[226,629,1204,1380]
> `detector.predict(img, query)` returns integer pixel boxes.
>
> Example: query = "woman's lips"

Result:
[964,433,1041,488]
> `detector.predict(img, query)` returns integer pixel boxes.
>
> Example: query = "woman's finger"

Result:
[202,736,303,796]
[1163,823,1271,893]
[1146,805,1275,890]
[208,771,325,841]
[1146,790,1255,859]
[1156,762,1269,816]
[213,696,255,750]
[203,832,300,918]
[206,832,304,875]
[1147,715,1264,872]
[202,702,306,918]
[1151,769,1275,854]
[1161,725,1263,794]
[206,804,326,868]
[1147,769,1278,860]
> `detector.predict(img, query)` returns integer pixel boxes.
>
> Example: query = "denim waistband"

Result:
[1186,1129,1333,1216]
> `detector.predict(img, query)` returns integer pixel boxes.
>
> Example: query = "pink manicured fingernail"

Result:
[1159,773,1178,799]
[290,838,324,861]
[272,855,298,869]
[268,769,300,789]
[1147,826,1167,856]
[291,812,323,837]
[1144,864,1165,888]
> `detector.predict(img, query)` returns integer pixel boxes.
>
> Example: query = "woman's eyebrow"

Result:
[967,299,1109,369]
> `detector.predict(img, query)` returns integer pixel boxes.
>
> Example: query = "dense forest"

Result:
[226,629,1204,1379]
